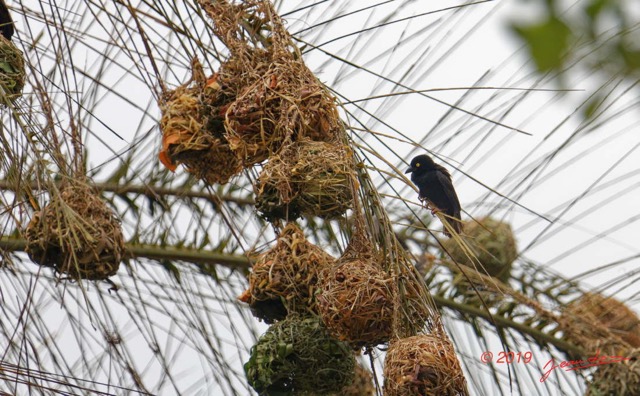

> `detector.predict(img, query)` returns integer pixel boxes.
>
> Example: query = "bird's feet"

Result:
[419,198,441,215]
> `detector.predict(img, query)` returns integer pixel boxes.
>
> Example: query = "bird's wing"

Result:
[434,163,451,179]
[435,170,461,218]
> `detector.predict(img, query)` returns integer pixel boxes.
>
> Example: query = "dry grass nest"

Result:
[331,362,375,396]
[200,1,343,165]
[238,223,335,323]
[586,348,640,396]
[158,68,243,185]
[24,183,124,281]
[565,292,640,349]
[384,334,468,396]
[441,217,517,282]
[244,315,355,395]
[0,35,25,101]
[317,255,394,347]
[254,140,354,221]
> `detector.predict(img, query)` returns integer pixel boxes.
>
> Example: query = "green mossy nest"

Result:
[586,348,640,396]
[0,35,25,101]
[441,217,517,282]
[383,334,468,396]
[239,223,335,323]
[244,315,355,395]
[317,255,394,347]
[24,183,124,281]
[254,140,354,221]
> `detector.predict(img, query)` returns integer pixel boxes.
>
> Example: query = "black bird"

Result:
[405,154,462,237]
[0,0,14,41]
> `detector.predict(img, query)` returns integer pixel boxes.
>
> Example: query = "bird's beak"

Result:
[405,166,414,174]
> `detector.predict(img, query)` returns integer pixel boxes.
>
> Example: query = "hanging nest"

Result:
[332,362,375,396]
[244,315,355,395]
[441,217,517,282]
[199,0,343,165]
[586,348,640,396]
[239,223,335,323]
[254,140,355,221]
[158,61,242,184]
[317,251,394,347]
[0,34,25,101]
[383,334,468,396]
[24,183,124,281]
[565,292,640,349]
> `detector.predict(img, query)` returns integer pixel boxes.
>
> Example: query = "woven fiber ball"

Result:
[289,140,354,219]
[24,183,124,280]
[586,348,640,396]
[254,140,354,221]
[212,41,342,165]
[441,217,517,282]
[244,315,355,395]
[0,35,25,100]
[332,362,375,396]
[253,153,299,221]
[566,292,640,348]
[158,67,242,185]
[383,334,467,396]
[317,256,394,347]
[241,223,335,323]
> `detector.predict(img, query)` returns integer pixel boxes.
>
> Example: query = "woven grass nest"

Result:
[586,348,640,396]
[238,223,335,323]
[24,183,124,281]
[254,140,354,221]
[441,217,517,282]
[200,1,343,165]
[565,292,640,349]
[158,62,242,185]
[317,254,394,347]
[244,315,355,395]
[0,35,25,101]
[331,362,375,396]
[383,334,468,396]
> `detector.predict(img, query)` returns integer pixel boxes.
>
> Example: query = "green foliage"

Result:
[511,15,571,72]
[509,0,640,119]
[244,316,355,395]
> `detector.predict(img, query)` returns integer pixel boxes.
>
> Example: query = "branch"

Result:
[432,294,585,357]
[0,180,255,206]
[0,237,251,272]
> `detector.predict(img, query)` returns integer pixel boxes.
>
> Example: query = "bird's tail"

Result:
[442,211,463,238]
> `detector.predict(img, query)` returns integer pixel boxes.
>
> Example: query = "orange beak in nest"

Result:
[158,132,180,171]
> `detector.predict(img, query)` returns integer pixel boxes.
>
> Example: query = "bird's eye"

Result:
[415,163,420,167]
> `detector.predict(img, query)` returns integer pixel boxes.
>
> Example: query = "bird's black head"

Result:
[405,154,436,175]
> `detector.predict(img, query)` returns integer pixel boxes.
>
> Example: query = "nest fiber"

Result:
[333,362,375,396]
[244,315,355,395]
[200,1,343,165]
[24,183,124,280]
[586,348,640,396]
[254,140,354,221]
[241,223,335,323]
[159,63,242,184]
[317,256,394,347]
[566,292,640,348]
[441,217,517,282]
[383,334,468,396]
[0,35,25,100]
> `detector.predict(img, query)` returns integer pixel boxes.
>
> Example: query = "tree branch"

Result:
[0,237,252,272]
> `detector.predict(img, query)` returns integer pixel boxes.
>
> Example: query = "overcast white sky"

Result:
[3,1,639,395]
